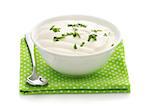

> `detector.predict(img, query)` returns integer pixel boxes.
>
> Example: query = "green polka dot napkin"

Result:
[20,38,130,95]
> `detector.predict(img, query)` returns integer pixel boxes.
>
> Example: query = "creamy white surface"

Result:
[36,20,116,55]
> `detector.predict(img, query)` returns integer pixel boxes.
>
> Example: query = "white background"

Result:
[0,0,150,106]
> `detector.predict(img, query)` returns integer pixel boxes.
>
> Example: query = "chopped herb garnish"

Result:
[66,32,74,36]
[77,23,86,28]
[80,42,85,47]
[68,24,74,27]
[53,28,60,32]
[60,32,80,38]
[50,23,110,49]
[103,33,108,37]
[50,25,60,32]
[73,28,78,31]
[111,43,114,47]
[73,44,77,49]
[53,36,65,41]
[67,23,86,28]
[92,29,102,33]
[61,34,66,36]
[50,25,55,30]
[73,32,80,38]
[63,32,80,38]
[88,34,97,42]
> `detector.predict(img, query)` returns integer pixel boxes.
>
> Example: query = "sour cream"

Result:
[36,20,116,55]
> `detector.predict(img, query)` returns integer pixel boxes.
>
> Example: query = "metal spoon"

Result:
[25,33,48,86]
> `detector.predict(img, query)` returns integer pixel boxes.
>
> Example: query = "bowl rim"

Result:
[31,15,122,57]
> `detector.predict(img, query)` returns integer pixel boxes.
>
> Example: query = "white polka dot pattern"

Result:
[20,38,130,95]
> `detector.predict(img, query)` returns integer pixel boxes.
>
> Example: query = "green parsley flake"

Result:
[67,23,87,28]
[80,42,85,47]
[73,32,80,38]
[50,25,61,32]
[77,23,87,28]
[92,29,102,33]
[73,28,78,31]
[88,34,97,42]
[111,43,114,47]
[103,33,108,37]
[53,36,65,41]
[73,44,78,49]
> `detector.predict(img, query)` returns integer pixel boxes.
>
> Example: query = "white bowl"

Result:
[31,15,122,75]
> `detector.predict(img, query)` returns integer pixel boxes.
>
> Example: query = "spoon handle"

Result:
[25,33,36,71]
